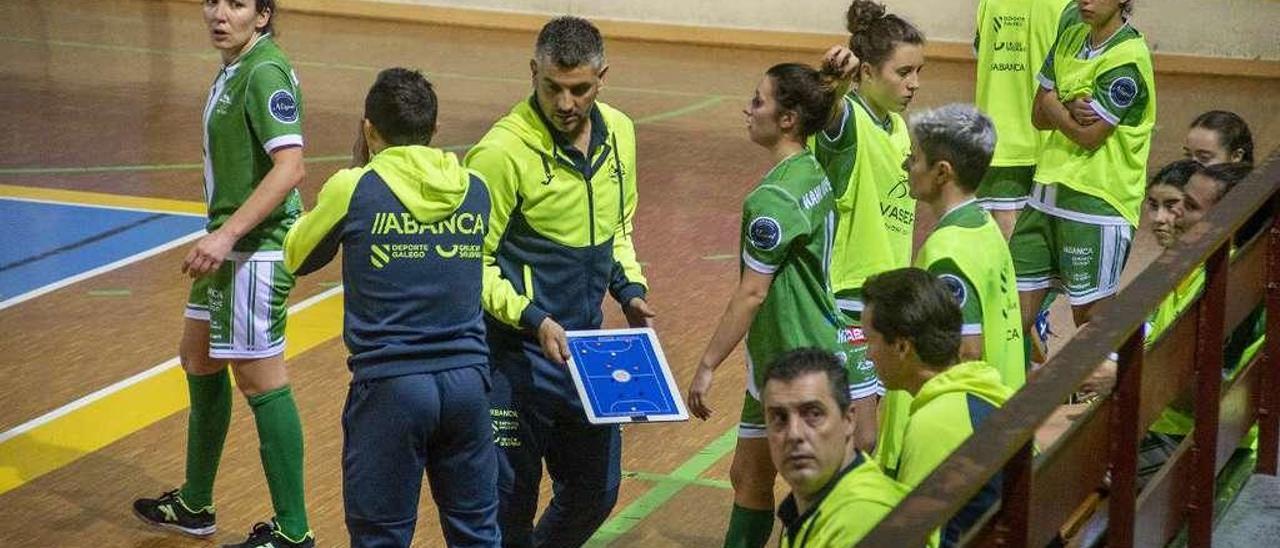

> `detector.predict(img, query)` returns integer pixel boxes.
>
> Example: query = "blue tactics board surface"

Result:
[565,328,688,424]
[0,199,206,303]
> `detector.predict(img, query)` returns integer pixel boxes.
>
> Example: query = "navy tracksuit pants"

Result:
[342,366,501,547]
[486,325,622,548]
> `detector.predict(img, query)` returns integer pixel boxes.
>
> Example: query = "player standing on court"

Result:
[973,0,1076,238]
[811,1,927,453]
[873,104,1025,479]
[133,1,314,547]
[464,16,654,547]
[684,62,851,548]
[283,68,500,547]
[1013,0,1156,347]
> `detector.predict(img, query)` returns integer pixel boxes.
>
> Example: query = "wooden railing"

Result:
[863,150,1280,547]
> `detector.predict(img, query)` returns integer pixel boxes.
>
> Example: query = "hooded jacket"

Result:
[283,146,489,381]
[777,451,910,548]
[897,361,1013,546]
[465,98,646,333]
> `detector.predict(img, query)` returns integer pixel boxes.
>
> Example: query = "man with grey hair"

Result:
[875,103,1026,479]
[464,15,653,547]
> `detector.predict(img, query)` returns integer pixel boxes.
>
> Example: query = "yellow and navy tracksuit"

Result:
[283,146,499,546]
[465,97,646,547]
[777,451,910,547]
[893,361,1013,547]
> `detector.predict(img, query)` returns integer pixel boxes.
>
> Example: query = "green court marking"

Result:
[588,428,737,545]
[701,253,736,261]
[86,289,131,297]
[634,96,724,125]
[317,281,342,288]
[623,469,732,490]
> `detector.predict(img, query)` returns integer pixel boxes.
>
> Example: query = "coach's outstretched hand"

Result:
[687,365,714,420]
[537,316,571,365]
[623,297,657,328]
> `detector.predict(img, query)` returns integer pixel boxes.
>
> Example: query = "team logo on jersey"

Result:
[268,89,298,124]
[1109,77,1138,109]
[838,326,867,345]
[748,216,782,251]
[939,274,968,308]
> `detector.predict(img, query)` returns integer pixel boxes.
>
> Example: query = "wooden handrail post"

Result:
[1188,246,1230,546]
[1259,197,1280,476]
[994,442,1034,547]
[1107,331,1145,548]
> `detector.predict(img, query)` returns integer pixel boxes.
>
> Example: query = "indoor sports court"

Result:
[1,0,1277,546]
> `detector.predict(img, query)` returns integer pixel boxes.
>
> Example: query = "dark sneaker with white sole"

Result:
[132,489,216,537]
[222,520,315,548]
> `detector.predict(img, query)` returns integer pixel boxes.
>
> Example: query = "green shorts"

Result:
[185,251,294,360]
[1010,206,1132,306]
[738,325,879,439]
[976,165,1036,211]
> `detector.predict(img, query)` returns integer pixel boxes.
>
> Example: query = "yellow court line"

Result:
[0,288,344,495]
[0,184,207,216]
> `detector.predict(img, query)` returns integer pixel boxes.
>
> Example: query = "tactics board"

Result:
[565,328,688,424]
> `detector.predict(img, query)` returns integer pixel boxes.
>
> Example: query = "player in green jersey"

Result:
[133,2,313,547]
[875,104,1025,477]
[764,350,910,548]
[814,1,925,323]
[974,0,1077,239]
[1013,0,1155,352]
[684,62,854,548]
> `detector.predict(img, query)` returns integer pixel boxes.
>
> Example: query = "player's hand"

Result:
[537,317,571,365]
[1066,97,1100,126]
[182,229,236,278]
[686,364,715,420]
[623,297,657,328]
[1080,357,1118,396]
[821,45,859,80]
[351,119,370,167]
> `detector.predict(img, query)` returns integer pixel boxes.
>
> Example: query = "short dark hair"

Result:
[909,104,996,191]
[845,0,925,75]
[364,68,438,147]
[862,267,962,369]
[1190,110,1255,165]
[535,16,605,69]
[1149,158,1199,190]
[255,0,278,36]
[764,348,851,412]
[765,63,843,138]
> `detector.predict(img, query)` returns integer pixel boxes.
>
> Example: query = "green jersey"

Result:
[812,92,914,308]
[1034,21,1156,226]
[975,0,1077,166]
[777,452,910,548]
[1144,267,1204,436]
[741,151,842,391]
[879,201,1026,476]
[203,34,304,253]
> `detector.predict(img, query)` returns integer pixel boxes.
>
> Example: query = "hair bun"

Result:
[845,0,887,35]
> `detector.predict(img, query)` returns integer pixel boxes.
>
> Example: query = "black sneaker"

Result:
[132,489,217,537]
[222,520,315,548]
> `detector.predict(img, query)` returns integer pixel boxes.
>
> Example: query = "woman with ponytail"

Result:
[686,62,858,548]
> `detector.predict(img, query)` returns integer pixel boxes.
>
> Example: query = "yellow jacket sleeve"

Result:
[607,124,648,304]
[283,167,363,275]
[467,142,540,329]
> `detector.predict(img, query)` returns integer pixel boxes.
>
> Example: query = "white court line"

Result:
[0,285,344,443]
[0,229,206,311]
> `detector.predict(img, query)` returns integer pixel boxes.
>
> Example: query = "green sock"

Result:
[179,370,232,510]
[723,503,774,548]
[248,386,310,540]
